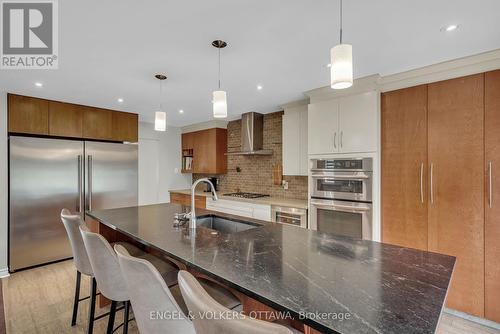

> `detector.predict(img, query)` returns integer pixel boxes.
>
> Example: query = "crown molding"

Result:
[304,75,381,103]
[379,48,500,92]
[292,48,500,105]
[181,120,228,133]
[280,99,309,109]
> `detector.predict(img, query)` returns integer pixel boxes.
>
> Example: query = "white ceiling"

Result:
[1,0,500,126]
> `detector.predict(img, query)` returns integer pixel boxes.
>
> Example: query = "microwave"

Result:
[310,158,373,202]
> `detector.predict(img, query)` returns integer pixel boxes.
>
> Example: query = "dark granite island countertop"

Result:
[87,203,455,334]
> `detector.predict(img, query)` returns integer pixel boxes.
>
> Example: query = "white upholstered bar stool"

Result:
[80,225,133,334]
[60,209,98,334]
[178,270,299,334]
[80,225,181,334]
[114,244,196,334]
[115,245,242,333]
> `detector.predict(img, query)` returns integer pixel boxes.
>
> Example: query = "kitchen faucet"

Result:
[190,178,218,229]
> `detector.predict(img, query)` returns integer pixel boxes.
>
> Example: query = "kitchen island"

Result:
[87,203,455,334]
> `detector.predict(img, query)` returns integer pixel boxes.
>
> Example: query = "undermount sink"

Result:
[196,215,261,234]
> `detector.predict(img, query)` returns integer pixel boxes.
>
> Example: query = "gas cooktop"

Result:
[223,192,270,199]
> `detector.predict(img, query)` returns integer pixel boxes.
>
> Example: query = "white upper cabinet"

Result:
[308,99,340,155]
[308,91,378,155]
[283,104,308,175]
[299,108,308,173]
[338,91,378,153]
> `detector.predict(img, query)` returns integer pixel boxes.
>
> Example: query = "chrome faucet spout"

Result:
[190,178,218,229]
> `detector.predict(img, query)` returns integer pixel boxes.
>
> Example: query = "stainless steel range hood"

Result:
[226,112,273,155]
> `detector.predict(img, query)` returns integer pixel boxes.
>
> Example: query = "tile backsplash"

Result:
[194,111,308,199]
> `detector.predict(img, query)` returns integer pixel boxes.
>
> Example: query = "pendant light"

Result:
[212,40,228,118]
[330,0,353,90]
[154,74,167,131]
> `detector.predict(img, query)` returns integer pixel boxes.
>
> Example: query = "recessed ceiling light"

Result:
[117,98,124,103]
[442,24,459,32]
[257,85,263,90]
[34,82,43,87]
[179,109,184,114]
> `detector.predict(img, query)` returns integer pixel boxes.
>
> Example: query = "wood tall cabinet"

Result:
[485,70,500,322]
[427,74,485,317]
[382,73,490,319]
[381,85,428,251]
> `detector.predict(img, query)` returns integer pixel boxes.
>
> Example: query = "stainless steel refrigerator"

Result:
[9,136,138,271]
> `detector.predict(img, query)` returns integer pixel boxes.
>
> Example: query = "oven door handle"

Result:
[312,203,371,212]
[311,168,369,173]
[311,174,370,180]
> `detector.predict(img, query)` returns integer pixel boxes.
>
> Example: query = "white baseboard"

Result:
[444,308,500,330]
[0,267,9,278]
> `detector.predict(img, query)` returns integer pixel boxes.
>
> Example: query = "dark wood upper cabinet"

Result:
[381,85,428,251]
[112,111,138,142]
[8,94,138,142]
[485,70,500,323]
[182,132,194,150]
[48,101,84,138]
[83,107,113,140]
[182,128,227,174]
[8,94,49,135]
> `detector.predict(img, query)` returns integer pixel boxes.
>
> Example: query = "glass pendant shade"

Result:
[154,111,167,131]
[330,44,353,89]
[213,90,227,118]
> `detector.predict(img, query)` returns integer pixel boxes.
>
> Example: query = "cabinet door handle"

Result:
[430,163,434,204]
[340,131,343,148]
[333,132,337,149]
[489,161,493,208]
[420,163,424,204]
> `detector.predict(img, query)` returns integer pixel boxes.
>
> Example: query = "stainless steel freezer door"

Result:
[85,142,138,211]
[9,137,83,271]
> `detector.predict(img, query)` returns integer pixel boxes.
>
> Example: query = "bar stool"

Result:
[178,270,299,334]
[62,209,160,333]
[79,225,181,334]
[114,244,196,334]
[115,245,242,334]
[60,209,98,334]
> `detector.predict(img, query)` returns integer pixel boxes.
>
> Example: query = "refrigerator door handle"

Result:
[87,155,93,211]
[77,155,83,213]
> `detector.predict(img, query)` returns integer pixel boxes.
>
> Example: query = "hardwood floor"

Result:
[2,261,137,334]
[1,260,499,334]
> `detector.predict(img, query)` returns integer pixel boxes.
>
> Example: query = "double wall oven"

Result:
[310,158,373,240]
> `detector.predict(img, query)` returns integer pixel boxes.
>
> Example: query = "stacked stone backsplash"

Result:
[194,111,308,199]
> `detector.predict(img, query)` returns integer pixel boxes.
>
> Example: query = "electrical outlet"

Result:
[282,180,289,190]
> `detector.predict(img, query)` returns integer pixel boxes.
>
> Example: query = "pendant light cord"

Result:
[339,0,343,44]
[218,47,221,89]
[159,79,163,111]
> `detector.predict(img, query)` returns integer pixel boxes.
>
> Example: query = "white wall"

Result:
[138,122,191,204]
[0,92,8,276]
